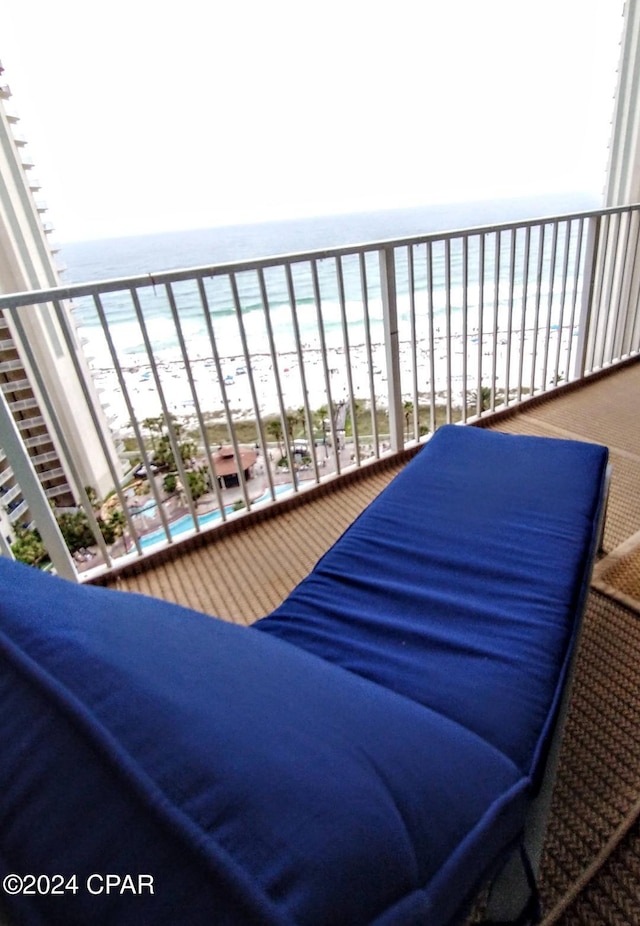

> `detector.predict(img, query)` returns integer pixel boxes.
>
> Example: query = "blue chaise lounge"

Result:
[0,425,609,925]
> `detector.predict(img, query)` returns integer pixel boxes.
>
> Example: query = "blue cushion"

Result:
[0,425,608,925]
[0,558,524,925]
[256,425,609,777]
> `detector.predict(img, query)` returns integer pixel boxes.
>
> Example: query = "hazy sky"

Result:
[2,0,626,242]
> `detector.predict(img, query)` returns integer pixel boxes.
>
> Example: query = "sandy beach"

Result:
[90,325,574,434]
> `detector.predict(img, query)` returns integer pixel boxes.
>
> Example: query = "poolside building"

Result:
[212,445,258,489]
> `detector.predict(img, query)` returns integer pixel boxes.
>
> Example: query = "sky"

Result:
[1,0,626,242]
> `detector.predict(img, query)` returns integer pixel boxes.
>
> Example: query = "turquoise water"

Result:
[139,483,294,550]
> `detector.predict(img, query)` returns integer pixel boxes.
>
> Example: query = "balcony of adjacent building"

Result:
[1,204,640,919]
[0,377,31,397]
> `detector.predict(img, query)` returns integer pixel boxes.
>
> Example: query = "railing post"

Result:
[615,209,640,358]
[379,246,404,452]
[573,215,601,380]
[0,389,77,581]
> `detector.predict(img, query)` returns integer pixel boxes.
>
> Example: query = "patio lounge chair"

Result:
[0,425,609,924]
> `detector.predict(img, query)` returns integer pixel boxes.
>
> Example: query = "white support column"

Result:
[379,247,404,452]
[573,216,601,379]
[605,0,640,207]
[601,1,640,363]
[0,389,77,581]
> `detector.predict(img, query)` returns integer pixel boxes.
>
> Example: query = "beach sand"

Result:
[92,328,573,434]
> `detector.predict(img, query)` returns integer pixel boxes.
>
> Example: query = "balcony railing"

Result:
[1,204,639,581]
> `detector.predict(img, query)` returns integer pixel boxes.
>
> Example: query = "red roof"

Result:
[212,446,257,476]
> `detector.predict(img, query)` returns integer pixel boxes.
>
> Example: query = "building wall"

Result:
[605,0,640,207]
[0,70,121,548]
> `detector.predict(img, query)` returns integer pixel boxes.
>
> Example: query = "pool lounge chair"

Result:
[0,424,609,924]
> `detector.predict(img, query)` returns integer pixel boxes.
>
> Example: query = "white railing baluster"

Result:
[505,228,517,405]
[407,245,419,442]
[461,236,469,422]
[476,234,485,418]
[92,291,148,554]
[553,221,573,387]
[0,386,76,580]
[257,267,298,492]
[166,280,227,516]
[592,215,613,372]
[601,212,623,366]
[285,262,320,483]
[575,215,603,378]
[336,256,360,467]
[517,226,531,403]
[623,211,640,355]
[219,274,254,512]
[379,246,403,452]
[445,238,453,423]
[609,210,633,362]
[541,221,559,390]
[129,287,185,541]
[490,232,500,412]
[358,252,380,455]
[567,218,586,381]
[311,258,340,470]
[530,225,546,395]
[426,241,437,433]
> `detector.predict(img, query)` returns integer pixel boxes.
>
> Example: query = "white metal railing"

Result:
[1,204,639,581]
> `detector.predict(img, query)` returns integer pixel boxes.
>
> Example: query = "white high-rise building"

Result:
[0,64,121,548]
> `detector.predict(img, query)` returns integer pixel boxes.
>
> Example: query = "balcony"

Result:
[0,378,31,395]
[7,498,28,522]
[94,359,639,924]
[1,205,640,918]
[0,203,638,580]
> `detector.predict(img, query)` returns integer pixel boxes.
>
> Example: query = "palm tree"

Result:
[286,412,299,442]
[314,405,330,457]
[403,400,414,442]
[468,386,492,414]
[142,416,164,452]
[266,418,284,457]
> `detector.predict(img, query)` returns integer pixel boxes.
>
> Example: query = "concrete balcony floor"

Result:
[102,358,640,924]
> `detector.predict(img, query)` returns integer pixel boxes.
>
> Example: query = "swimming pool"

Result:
[138,483,294,550]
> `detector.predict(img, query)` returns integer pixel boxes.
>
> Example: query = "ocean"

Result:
[63,193,595,284]
[60,193,598,424]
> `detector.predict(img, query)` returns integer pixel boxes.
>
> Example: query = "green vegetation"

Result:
[14,395,476,571]
[185,468,208,501]
[11,504,126,567]
[11,528,48,568]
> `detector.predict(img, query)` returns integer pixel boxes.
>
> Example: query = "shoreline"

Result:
[91,327,575,433]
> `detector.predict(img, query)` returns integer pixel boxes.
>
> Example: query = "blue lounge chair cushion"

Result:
[256,426,608,779]
[0,558,524,925]
[0,425,609,925]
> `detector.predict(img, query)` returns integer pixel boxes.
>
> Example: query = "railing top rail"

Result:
[1,202,638,311]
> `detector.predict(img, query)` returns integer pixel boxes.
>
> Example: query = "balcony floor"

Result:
[102,358,640,924]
